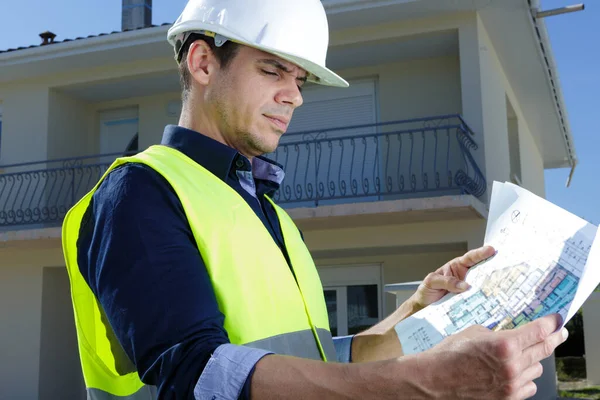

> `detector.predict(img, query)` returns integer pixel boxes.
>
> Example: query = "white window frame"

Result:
[320,264,384,336]
[98,106,139,155]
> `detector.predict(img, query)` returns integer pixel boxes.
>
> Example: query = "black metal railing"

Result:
[0,152,134,228]
[268,114,486,207]
[0,114,486,228]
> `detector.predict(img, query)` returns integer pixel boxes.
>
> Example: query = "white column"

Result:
[583,292,600,385]
[459,16,511,203]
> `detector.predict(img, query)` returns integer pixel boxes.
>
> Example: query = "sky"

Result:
[0,0,597,224]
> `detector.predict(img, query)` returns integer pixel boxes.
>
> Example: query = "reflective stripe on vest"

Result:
[88,385,157,400]
[63,144,335,397]
[245,328,336,361]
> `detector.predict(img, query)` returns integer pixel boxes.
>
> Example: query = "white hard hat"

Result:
[167,0,349,88]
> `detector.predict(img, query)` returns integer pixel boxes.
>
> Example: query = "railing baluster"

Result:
[350,138,357,196]
[336,139,344,197]
[398,134,404,192]
[385,135,392,193]
[421,131,427,190]
[409,131,416,191]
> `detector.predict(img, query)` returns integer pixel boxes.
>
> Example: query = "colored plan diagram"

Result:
[394,181,599,356]
[442,262,579,335]
[395,257,583,355]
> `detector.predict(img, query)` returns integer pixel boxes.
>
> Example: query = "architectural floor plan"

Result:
[395,182,599,355]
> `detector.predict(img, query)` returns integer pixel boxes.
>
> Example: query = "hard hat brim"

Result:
[267,48,349,88]
[168,25,349,88]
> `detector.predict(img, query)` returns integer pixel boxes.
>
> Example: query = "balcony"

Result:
[0,115,486,229]
[269,114,486,206]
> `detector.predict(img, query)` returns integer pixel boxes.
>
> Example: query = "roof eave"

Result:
[0,24,171,67]
[526,0,578,178]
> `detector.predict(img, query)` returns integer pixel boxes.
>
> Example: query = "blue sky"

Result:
[0,1,597,224]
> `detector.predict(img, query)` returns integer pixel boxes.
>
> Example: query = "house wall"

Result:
[38,266,85,400]
[518,118,546,197]
[0,85,50,165]
[306,218,486,316]
[584,292,600,385]
[459,14,545,200]
[47,90,92,160]
[0,243,77,400]
[305,219,485,254]
[335,55,462,122]
[0,265,43,400]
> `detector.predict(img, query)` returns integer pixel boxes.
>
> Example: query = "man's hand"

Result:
[352,246,497,362]
[411,245,496,309]
[415,313,568,400]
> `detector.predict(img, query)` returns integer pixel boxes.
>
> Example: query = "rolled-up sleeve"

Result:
[195,344,273,399]
[333,335,354,363]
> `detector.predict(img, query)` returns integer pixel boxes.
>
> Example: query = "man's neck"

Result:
[178,98,255,162]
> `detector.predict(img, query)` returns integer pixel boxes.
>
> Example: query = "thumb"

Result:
[423,273,471,293]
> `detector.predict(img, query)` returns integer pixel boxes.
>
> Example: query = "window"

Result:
[98,107,139,156]
[324,284,380,336]
[319,265,383,336]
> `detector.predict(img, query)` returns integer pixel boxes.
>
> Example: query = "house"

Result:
[0,0,585,398]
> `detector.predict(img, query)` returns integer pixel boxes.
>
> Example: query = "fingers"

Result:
[456,245,496,268]
[520,326,568,366]
[422,273,470,293]
[512,381,537,400]
[518,362,544,386]
[511,314,564,350]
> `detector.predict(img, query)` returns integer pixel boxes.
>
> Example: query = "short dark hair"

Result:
[177,33,240,102]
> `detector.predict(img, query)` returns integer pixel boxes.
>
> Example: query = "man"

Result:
[62,0,568,399]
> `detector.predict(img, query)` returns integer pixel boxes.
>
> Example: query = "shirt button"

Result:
[235,159,245,168]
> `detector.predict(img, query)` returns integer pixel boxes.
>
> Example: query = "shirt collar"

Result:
[160,124,285,187]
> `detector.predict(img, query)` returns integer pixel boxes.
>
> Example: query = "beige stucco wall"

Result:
[0,244,83,400]
[517,114,546,197]
[583,292,600,385]
[38,267,85,400]
[0,265,43,400]
[459,14,546,200]
[0,85,50,165]
[47,90,92,160]
[304,218,486,253]
[336,55,462,122]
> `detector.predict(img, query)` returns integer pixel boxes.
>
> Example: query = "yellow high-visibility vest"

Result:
[62,144,335,399]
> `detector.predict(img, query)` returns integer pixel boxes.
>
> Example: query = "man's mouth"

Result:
[264,115,290,132]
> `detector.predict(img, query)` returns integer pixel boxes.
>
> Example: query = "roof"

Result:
[0,23,172,54]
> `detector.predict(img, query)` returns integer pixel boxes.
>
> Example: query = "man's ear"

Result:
[187,40,218,86]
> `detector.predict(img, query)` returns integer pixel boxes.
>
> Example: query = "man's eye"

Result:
[262,70,278,76]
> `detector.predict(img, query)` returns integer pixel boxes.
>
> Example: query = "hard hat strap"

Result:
[174,31,230,64]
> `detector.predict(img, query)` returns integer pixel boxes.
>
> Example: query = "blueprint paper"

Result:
[395,181,599,355]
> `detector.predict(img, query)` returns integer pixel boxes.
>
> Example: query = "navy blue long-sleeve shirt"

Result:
[76,125,352,399]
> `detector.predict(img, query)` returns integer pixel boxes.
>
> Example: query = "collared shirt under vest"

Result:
[62,143,337,398]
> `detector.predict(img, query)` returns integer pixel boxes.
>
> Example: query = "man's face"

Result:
[205,45,307,158]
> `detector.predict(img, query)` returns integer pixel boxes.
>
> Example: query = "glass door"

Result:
[324,284,379,336]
